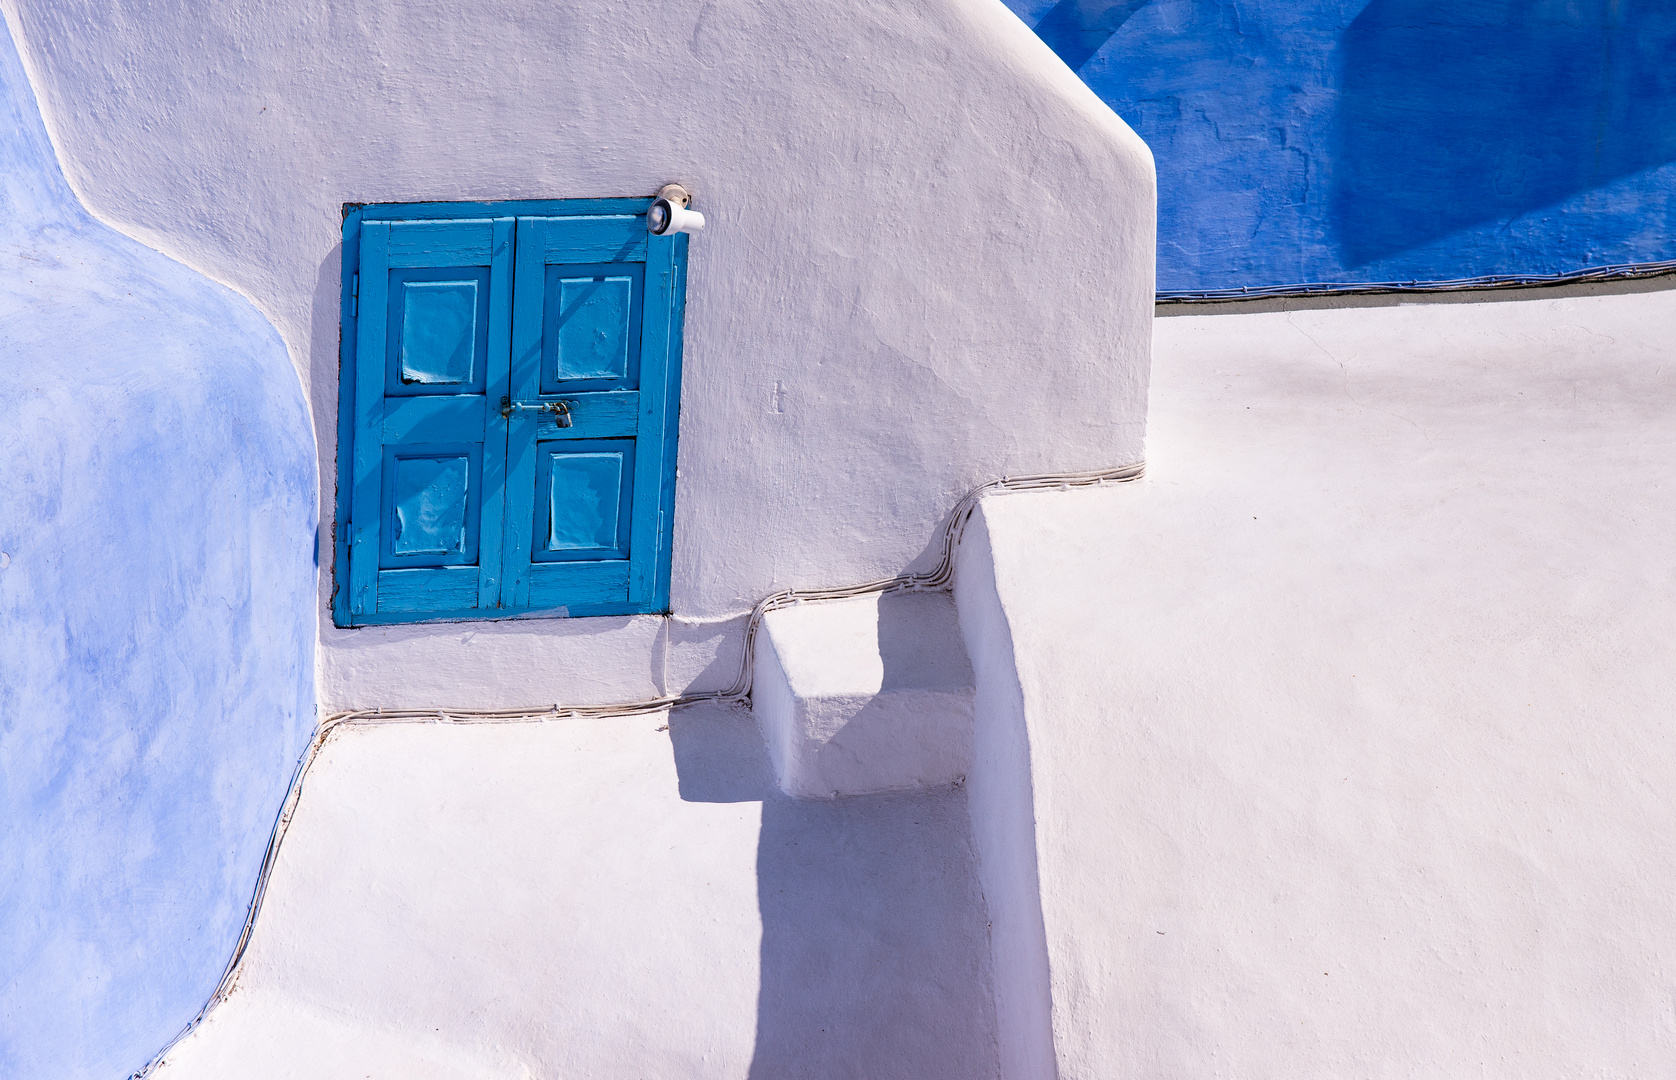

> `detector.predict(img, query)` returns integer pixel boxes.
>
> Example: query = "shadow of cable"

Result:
[668,703,999,1079]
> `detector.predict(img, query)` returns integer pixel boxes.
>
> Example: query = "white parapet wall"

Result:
[3,0,1155,711]
[956,285,1676,1077]
[953,509,1056,1080]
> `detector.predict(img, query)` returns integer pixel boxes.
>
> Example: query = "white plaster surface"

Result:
[151,704,998,1079]
[966,287,1676,1077]
[321,612,752,711]
[318,615,665,711]
[2,0,1154,710]
[754,591,975,798]
[952,510,1055,1080]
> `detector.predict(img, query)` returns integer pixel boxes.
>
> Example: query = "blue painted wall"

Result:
[1008,0,1676,292]
[0,25,316,1080]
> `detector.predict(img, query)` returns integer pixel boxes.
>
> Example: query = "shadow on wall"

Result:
[668,706,1001,1079]
[1008,0,1676,288]
[1031,0,1152,70]
[1335,0,1676,267]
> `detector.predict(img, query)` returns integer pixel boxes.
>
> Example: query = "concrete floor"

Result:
[152,704,998,1080]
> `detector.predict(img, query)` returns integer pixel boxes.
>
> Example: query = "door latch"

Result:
[500,396,573,427]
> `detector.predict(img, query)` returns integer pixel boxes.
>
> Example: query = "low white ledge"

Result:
[752,591,975,800]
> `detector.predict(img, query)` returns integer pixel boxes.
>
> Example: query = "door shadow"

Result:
[668,704,999,1079]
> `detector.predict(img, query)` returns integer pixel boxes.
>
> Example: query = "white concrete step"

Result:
[752,590,975,799]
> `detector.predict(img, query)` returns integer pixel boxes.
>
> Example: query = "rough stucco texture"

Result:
[976,286,1676,1076]
[2,0,1155,710]
[1007,0,1676,291]
[0,22,317,1080]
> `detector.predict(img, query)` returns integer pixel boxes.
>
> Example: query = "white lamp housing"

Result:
[648,183,705,236]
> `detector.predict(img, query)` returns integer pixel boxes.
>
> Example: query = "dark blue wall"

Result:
[0,25,317,1080]
[1008,0,1676,292]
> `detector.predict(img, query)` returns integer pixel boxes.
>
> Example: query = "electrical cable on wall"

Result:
[1156,257,1676,304]
[128,460,1145,1079]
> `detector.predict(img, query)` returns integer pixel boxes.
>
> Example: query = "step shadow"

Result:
[668,703,999,1080]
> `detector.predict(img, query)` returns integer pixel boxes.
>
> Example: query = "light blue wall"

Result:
[1008,0,1676,292]
[0,24,316,1080]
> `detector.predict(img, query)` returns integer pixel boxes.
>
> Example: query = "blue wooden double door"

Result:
[338,204,685,625]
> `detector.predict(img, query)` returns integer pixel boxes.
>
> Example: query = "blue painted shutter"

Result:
[501,215,679,613]
[348,218,514,618]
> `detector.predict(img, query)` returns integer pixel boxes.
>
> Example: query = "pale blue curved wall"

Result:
[0,24,316,1080]
[1009,0,1676,292]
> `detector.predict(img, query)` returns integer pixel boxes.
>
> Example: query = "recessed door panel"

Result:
[386,268,491,396]
[542,263,643,392]
[533,439,634,562]
[383,447,480,566]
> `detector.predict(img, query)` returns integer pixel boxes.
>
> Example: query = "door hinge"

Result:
[349,273,359,317]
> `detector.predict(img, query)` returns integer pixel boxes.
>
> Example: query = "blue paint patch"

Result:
[1008,0,1676,291]
[0,23,316,1080]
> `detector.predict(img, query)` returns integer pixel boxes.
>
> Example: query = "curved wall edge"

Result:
[0,16,318,1080]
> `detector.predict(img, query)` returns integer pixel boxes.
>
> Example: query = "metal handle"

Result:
[500,396,572,427]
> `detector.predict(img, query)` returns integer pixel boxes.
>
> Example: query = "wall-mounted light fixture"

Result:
[648,183,705,236]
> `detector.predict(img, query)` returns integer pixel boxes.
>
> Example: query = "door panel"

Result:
[380,444,480,567]
[502,215,672,613]
[385,268,490,395]
[348,217,513,618]
[534,215,648,264]
[525,562,634,611]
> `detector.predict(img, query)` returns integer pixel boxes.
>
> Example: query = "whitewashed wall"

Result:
[4,0,1155,710]
[960,285,1676,1078]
